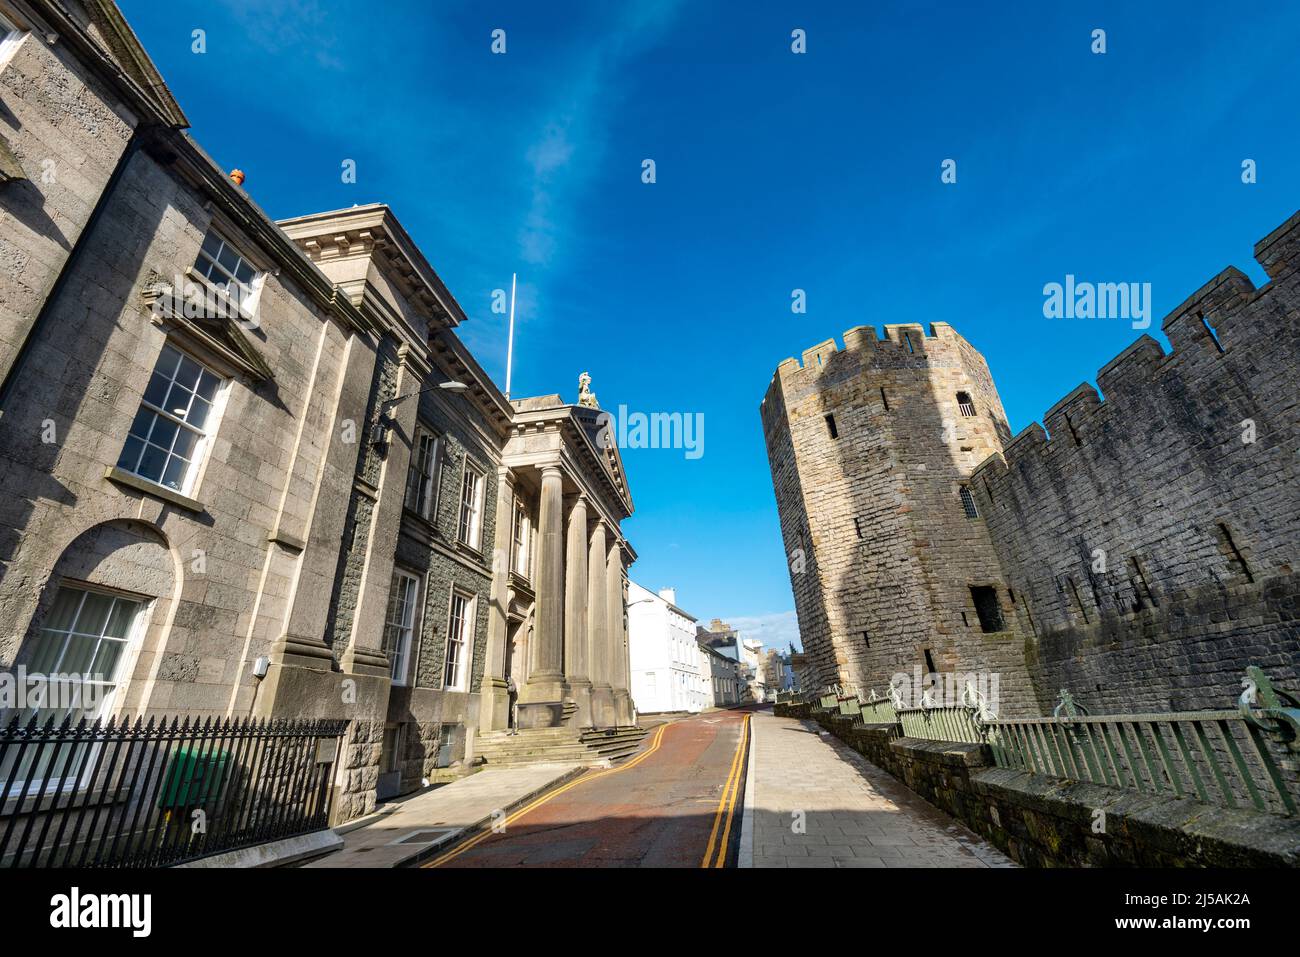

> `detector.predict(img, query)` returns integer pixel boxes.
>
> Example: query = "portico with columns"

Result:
[479,396,637,733]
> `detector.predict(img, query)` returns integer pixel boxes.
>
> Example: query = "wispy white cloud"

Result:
[722,611,801,653]
[215,0,344,70]
[515,0,685,276]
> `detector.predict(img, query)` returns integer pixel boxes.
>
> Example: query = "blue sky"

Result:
[120,0,1300,652]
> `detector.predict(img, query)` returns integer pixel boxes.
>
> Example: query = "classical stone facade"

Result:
[0,0,636,824]
[762,211,1300,717]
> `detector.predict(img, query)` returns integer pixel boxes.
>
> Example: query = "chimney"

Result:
[658,587,676,605]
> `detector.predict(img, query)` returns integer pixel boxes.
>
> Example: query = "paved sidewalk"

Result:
[746,710,1015,868]
[306,763,584,868]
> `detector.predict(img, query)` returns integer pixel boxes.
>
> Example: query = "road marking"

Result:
[425,722,670,868]
[738,709,758,868]
[700,712,751,868]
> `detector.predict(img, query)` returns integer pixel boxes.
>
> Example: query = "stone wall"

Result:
[763,210,1300,718]
[971,211,1300,714]
[0,145,352,720]
[784,703,1300,867]
[0,22,134,387]
[761,323,1035,716]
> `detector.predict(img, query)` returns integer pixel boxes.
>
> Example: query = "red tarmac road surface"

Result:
[429,707,753,868]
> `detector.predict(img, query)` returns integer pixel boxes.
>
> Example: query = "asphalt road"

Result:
[427,707,753,868]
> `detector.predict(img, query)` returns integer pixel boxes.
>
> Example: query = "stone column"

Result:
[563,494,592,726]
[587,518,614,728]
[478,468,516,733]
[607,537,632,727]
[523,464,565,707]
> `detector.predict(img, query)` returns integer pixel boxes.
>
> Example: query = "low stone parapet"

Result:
[798,709,1300,867]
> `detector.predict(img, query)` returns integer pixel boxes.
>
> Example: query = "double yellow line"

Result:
[425,721,669,868]
[700,712,751,868]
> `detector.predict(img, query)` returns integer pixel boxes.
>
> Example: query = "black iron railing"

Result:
[0,715,347,867]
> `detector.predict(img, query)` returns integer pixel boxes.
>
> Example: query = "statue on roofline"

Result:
[577,371,600,409]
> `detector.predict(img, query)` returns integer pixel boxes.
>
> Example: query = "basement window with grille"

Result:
[959,485,979,519]
[969,586,1004,633]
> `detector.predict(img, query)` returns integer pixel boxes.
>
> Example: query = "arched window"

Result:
[956,391,976,417]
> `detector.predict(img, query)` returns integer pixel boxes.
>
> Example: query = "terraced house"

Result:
[0,0,638,853]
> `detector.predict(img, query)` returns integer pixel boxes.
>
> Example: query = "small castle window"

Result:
[824,414,838,439]
[923,648,937,674]
[853,516,864,539]
[969,586,1004,633]
[1199,310,1224,353]
[880,388,890,411]
[959,486,979,519]
[1067,577,1090,624]
[903,332,915,354]
[1130,556,1158,607]
[861,631,870,648]
[956,392,976,417]
[1216,523,1253,583]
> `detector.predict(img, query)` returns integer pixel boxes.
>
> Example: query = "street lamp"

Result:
[370,380,467,447]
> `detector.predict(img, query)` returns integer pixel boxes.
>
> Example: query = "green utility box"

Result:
[157,746,231,809]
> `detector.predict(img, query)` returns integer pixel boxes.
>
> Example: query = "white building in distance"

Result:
[629,582,706,714]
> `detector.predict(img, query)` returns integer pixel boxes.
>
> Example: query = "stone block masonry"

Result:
[0,2,639,833]
[761,323,1036,716]
[762,208,1300,718]
[780,702,1300,867]
[971,211,1300,714]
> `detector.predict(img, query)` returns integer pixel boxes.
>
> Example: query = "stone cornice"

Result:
[145,127,375,341]
[27,0,189,129]
[508,404,634,520]
[429,331,514,439]
[277,205,468,332]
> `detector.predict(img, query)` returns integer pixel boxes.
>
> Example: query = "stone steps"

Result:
[475,724,649,768]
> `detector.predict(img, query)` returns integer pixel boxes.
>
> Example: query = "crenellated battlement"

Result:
[762,207,1300,717]
[972,209,1300,489]
[772,321,973,380]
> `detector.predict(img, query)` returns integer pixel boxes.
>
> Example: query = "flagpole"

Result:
[505,272,517,400]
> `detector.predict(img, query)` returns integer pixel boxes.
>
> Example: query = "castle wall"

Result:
[971,211,1300,714]
[761,323,1035,716]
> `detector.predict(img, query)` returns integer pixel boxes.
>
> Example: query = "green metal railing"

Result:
[982,669,1300,817]
[897,704,987,744]
[805,669,1300,817]
[859,698,897,724]
[985,706,1299,816]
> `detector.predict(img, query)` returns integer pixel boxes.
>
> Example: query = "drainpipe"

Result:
[0,130,142,417]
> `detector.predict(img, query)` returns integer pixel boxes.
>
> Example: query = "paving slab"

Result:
[745,709,1015,869]
[306,763,584,868]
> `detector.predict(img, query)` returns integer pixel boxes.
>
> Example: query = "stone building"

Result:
[697,640,740,707]
[0,0,636,824]
[761,211,1300,716]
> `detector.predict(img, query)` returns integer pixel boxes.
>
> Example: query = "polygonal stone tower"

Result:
[760,322,1034,715]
